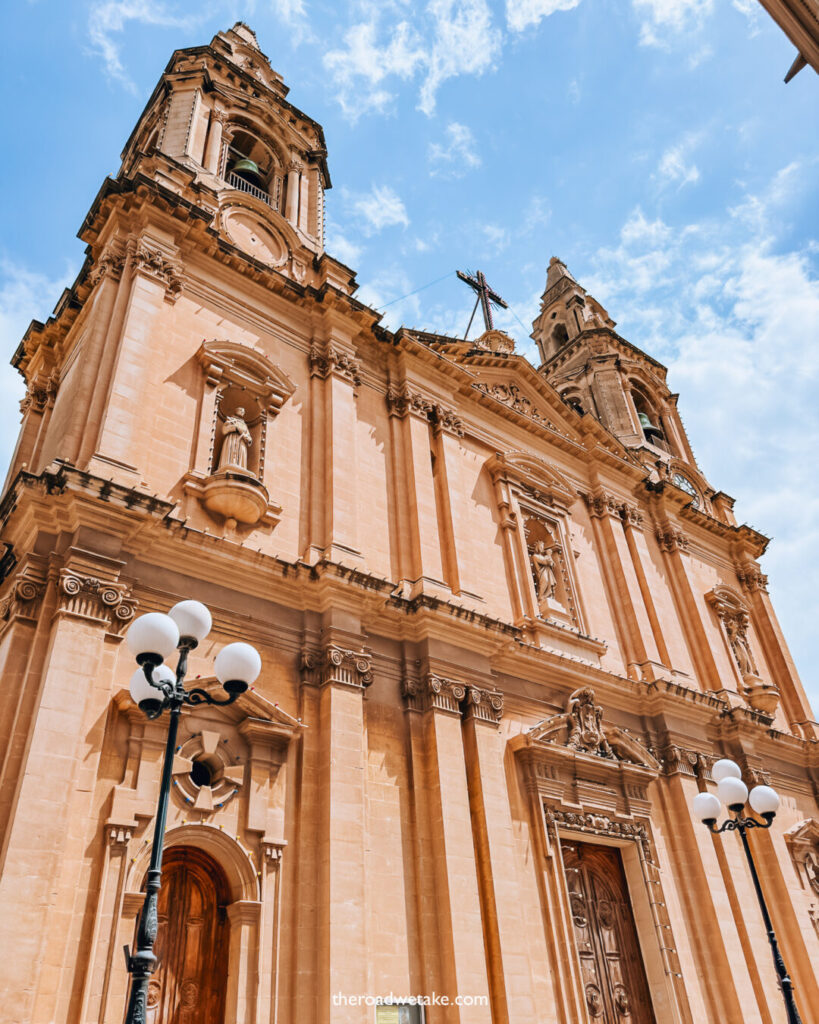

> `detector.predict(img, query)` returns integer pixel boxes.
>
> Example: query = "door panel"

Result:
[141,846,230,1024]
[562,840,655,1023]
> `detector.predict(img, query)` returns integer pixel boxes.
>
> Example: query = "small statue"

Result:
[566,687,614,757]
[217,407,252,473]
[531,540,559,603]
[725,618,755,678]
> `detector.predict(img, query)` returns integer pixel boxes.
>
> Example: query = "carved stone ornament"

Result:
[131,242,183,303]
[528,688,660,769]
[172,728,244,814]
[300,644,373,690]
[784,819,819,898]
[475,381,558,431]
[736,561,769,594]
[56,570,137,631]
[706,584,779,715]
[471,328,515,354]
[547,808,653,861]
[585,489,623,520]
[310,343,362,391]
[401,673,502,722]
[20,373,58,416]
[655,525,689,553]
[385,382,464,436]
[0,566,46,626]
[88,241,127,288]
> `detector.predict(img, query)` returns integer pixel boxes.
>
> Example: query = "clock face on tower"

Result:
[221,207,288,268]
[672,473,699,507]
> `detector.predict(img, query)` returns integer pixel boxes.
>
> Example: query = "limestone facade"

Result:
[0,21,818,1024]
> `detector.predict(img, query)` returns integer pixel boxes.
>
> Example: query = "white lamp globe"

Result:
[692,792,722,823]
[214,642,261,695]
[129,667,163,712]
[712,758,742,783]
[717,776,748,809]
[126,613,179,661]
[749,785,780,816]
[169,600,212,643]
[151,664,176,687]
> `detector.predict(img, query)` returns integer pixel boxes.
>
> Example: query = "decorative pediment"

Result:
[487,450,577,510]
[197,340,295,412]
[785,819,819,858]
[525,687,659,770]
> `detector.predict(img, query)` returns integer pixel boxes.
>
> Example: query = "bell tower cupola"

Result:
[118,22,330,262]
[535,257,714,511]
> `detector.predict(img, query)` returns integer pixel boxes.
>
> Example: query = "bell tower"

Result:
[534,257,719,515]
[120,22,330,259]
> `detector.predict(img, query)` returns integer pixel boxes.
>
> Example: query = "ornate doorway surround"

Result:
[511,687,693,1024]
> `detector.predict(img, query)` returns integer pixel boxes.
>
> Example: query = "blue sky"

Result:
[2,1,818,707]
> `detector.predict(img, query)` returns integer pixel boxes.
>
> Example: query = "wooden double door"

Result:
[143,846,230,1024]
[563,841,656,1024]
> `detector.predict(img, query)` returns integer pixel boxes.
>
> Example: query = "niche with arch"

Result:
[222,125,284,211]
[185,340,296,528]
[630,386,671,454]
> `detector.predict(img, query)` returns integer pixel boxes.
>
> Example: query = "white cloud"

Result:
[506,0,582,33]
[584,162,819,697]
[326,229,363,267]
[323,19,425,118]
[482,224,510,253]
[429,122,481,178]
[656,132,703,189]
[323,0,501,118]
[632,0,714,47]
[350,184,410,234]
[88,1,197,90]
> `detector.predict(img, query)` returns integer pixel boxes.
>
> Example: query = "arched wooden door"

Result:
[562,841,656,1024]
[142,846,230,1024]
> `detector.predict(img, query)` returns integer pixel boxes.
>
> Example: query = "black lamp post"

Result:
[691,759,803,1024]
[122,601,261,1024]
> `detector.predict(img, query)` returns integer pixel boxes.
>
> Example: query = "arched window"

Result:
[631,388,669,452]
[551,321,570,350]
[224,129,280,209]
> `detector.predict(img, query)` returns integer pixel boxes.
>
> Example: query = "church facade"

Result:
[0,22,817,1024]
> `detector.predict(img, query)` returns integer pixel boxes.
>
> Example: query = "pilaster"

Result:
[0,554,136,1024]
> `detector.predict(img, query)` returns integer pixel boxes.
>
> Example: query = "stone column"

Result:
[226,901,262,1024]
[737,561,817,731]
[203,108,226,174]
[404,674,492,1022]
[385,383,454,598]
[308,340,363,563]
[654,520,723,692]
[587,489,662,679]
[460,687,537,1022]
[285,162,301,226]
[0,560,136,1024]
[298,171,310,233]
[314,641,372,1023]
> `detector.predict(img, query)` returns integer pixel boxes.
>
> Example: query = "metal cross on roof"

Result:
[457,269,508,339]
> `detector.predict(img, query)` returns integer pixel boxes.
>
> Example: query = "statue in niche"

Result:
[805,852,819,898]
[566,687,614,758]
[725,616,756,678]
[217,407,253,474]
[531,540,559,603]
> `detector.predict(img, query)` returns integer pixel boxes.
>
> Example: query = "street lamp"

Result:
[122,600,261,1024]
[690,758,803,1024]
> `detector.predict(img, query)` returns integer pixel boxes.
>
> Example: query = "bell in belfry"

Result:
[638,412,653,431]
[231,157,263,187]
